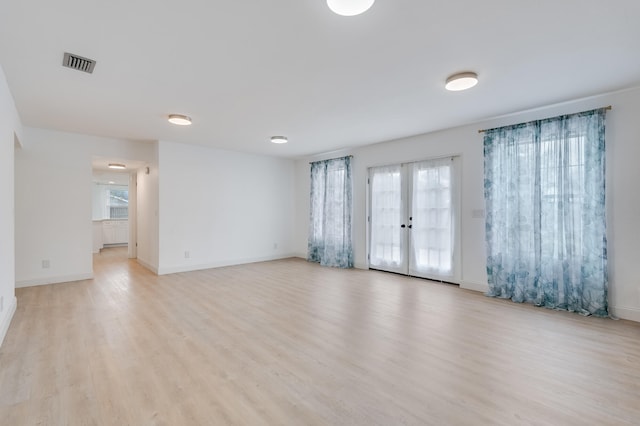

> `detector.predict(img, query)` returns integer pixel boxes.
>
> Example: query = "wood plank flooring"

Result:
[1,247,639,425]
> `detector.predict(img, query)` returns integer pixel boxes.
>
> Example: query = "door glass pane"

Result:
[410,159,454,278]
[369,165,404,271]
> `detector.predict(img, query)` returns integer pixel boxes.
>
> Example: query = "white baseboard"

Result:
[285,254,367,270]
[0,295,17,347]
[136,258,159,274]
[15,273,93,288]
[611,306,640,323]
[461,280,489,293]
[354,262,368,270]
[157,253,298,275]
[459,284,638,323]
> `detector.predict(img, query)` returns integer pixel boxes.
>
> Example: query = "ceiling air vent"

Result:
[62,52,96,74]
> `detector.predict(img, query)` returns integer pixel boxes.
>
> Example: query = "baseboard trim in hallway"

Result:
[15,273,93,288]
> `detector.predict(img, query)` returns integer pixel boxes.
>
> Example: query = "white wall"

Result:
[136,143,159,272]
[293,87,640,322]
[15,127,155,287]
[157,140,295,274]
[0,65,22,346]
[14,133,294,280]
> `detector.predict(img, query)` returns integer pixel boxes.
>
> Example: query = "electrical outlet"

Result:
[184,251,190,259]
[42,259,50,269]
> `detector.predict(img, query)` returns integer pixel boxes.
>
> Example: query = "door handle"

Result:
[400,224,406,228]
[408,225,413,229]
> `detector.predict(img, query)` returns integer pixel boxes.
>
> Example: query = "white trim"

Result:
[459,283,638,323]
[128,172,137,259]
[157,253,298,276]
[290,254,367,270]
[365,151,464,171]
[460,280,489,293]
[354,262,368,270]
[366,157,462,281]
[136,258,158,274]
[15,273,93,288]
[0,296,17,347]
[611,306,640,323]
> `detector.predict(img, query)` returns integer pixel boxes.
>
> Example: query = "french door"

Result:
[368,157,460,282]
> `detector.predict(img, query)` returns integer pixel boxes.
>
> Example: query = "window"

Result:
[483,108,608,316]
[369,165,402,267]
[308,156,353,268]
[93,183,129,220]
[108,189,129,219]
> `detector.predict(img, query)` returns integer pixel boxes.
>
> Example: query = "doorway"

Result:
[91,157,145,261]
[367,156,461,282]
[92,172,130,251]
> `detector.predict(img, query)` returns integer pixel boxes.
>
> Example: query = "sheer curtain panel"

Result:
[410,158,458,279]
[308,156,353,268]
[483,108,608,316]
[369,165,404,272]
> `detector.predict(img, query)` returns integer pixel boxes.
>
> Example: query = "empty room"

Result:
[1,1,639,425]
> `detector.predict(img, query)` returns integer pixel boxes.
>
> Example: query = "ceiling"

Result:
[91,157,146,182]
[92,169,129,186]
[1,1,639,159]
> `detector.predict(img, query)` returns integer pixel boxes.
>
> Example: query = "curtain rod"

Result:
[309,155,353,164]
[477,105,612,134]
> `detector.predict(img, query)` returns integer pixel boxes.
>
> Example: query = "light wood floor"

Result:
[1,247,639,425]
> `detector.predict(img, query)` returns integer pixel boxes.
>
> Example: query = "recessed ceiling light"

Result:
[108,181,115,184]
[168,114,192,125]
[445,72,479,91]
[108,163,126,169]
[327,0,375,16]
[271,136,288,144]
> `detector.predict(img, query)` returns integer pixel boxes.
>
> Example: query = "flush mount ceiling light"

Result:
[445,72,479,91]
[108,163,126,169]
[327,0,375,16]
[168,114,192,125]
[270,136,288,144]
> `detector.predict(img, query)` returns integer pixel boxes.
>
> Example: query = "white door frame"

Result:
[367,155,462,283]
[127,172,137,259]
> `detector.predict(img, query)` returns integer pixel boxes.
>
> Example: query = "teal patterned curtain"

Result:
[308,156,353,268]
[483,108,608,316]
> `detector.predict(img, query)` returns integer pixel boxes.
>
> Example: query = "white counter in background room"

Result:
[93,219,128,253]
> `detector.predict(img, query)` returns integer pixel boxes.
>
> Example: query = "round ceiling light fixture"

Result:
[327,0,375,16]
[108,163,126,169]
[270,136,288,144]
[168,114,192,125]
[445,72,479,91]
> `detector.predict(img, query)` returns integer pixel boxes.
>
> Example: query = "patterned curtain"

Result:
[308,156,353,268]
[483,108,608,316]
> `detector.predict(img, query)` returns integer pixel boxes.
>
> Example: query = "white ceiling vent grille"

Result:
[62,52,96,74]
